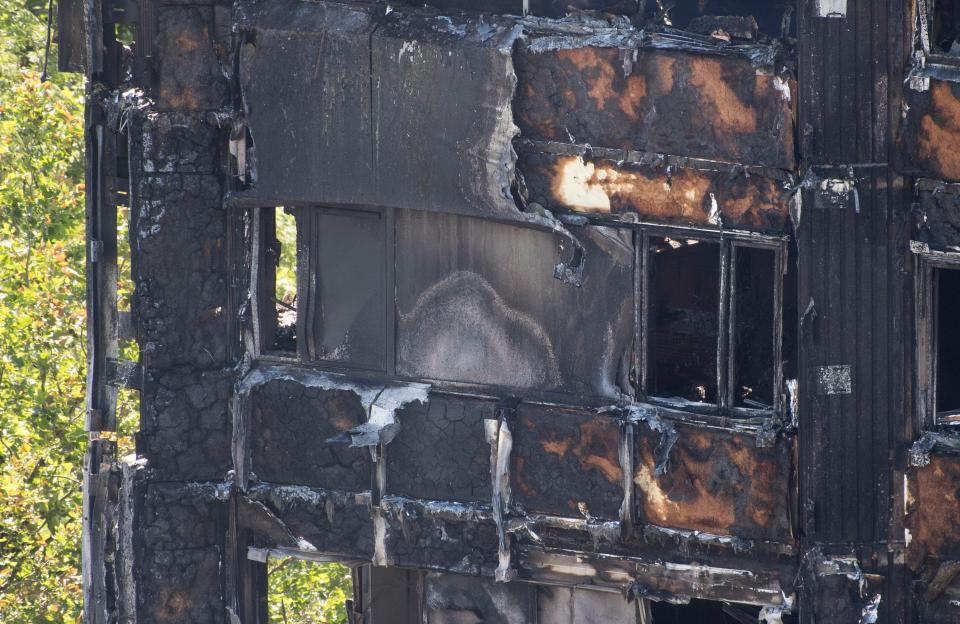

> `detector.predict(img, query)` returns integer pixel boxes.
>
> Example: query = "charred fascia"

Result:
[231,364,429,491]
[906,0,960,92]
[909,431,960,467]
[517,14,790,70]
[517,547,796,611]
[802,547,883,624]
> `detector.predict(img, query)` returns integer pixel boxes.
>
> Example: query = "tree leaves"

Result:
[0,1,85,621]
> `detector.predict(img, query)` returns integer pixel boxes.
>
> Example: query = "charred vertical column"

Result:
[796,0,911,621]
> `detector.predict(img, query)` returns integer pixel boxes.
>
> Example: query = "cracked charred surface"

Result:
[907,453,960,569]
[134,172,235,369]
[386,396,495,504]
[138,368,233,482]
[903,80,960,182]
[511,405,623,520]
[515,46,795,169]
[249,380,371,491]
[520,151,789,231]
[634,422,794,542]
[138,485,228,623]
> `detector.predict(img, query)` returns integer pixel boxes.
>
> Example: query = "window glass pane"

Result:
[647,237,720,404]
[937,267,960,413]
[302,207,387,370]
[732,246,776,408]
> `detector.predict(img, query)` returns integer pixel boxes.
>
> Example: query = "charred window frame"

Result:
[252,205,394,370]
[915,246,960,427]
[916,0,960,75]
[636,226,790,419]
[251,207,300,356]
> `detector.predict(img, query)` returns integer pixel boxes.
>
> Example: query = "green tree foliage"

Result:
[0,0,85,620]
[268,559,353,624]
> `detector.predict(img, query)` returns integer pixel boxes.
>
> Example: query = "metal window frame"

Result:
[637,224,788,421]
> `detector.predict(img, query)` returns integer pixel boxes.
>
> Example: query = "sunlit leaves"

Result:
[268,559,352,624]
[0,0,85,621]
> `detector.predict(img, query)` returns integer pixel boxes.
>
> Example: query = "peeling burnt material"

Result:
[514,44,795,169]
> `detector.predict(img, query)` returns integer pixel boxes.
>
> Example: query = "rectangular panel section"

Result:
[299,207,387,371]
[387,396,495,504]
[514,46,795,169]
[395,210,634,399]
[250,379,371,490]
[647,237,721,404]
[634,421,794,542]
[732,245,776,407]
[511,405,623,519]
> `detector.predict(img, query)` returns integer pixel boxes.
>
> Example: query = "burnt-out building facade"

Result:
[62,0,960,622]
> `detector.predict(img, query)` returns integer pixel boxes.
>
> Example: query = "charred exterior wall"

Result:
[65,0,960,622]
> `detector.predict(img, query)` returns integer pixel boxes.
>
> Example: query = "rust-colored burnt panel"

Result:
[154,6,229,111]
[906,453,960,569]
[515,46,795,169]
[511,405,623,519]
[520,152,789,233]
[902,80,960,183]
[634,422,793,542]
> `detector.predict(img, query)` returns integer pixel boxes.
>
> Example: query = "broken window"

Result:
[647,237,721,404]
[642,230,789,416]
[932,0,960,56]
[267,557,354,623]
[650,598,797,623]
[935,267,960,420]
[647,0,796,40]
[255,207,298,354]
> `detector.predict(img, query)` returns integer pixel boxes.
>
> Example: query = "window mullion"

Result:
[772,240,786,416]
[636,229,649,400]
[718,239,732,412]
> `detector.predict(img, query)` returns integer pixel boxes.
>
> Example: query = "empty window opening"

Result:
[648,237,721,404]
[731,245,776,408]
[257,207,298,354]
[932,0,960,55]
[650,599,797,623]
[642,231,788,417]
[936,267,960,417]
[649,0,795,40]
[267,558,354,623]
[275,208,298,350]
